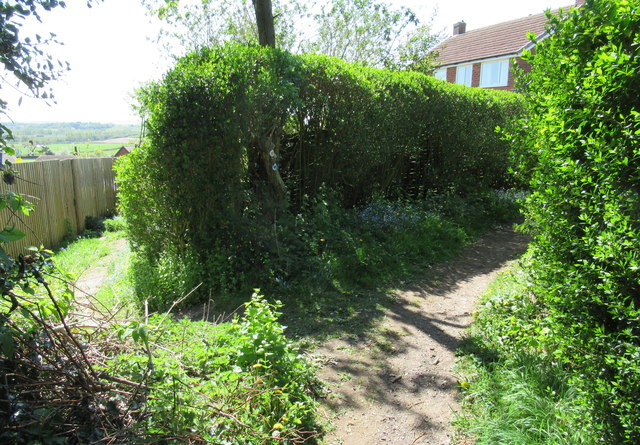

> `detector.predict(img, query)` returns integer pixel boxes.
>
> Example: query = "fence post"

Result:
[71,159,84,233]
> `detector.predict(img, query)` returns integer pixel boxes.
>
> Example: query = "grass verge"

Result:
[454,267,595,444]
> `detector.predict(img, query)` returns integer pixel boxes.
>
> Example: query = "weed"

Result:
[111,293,321,443]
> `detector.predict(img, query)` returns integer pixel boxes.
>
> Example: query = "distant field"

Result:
[4,122,141,154]
[3,122,141,157]
[95,137,139,144]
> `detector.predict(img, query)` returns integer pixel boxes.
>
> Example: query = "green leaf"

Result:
[0,330,16,358]
[0,226,25,243]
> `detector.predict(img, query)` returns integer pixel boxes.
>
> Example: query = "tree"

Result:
[144,0,441,70]
[303,0,419,67]
[391,23,442,73]
[143,0,301,53]
[253,0,275,47]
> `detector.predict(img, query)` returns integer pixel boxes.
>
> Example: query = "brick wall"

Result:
[446,67,456,83]
[441,56,533,91]
[471,63,481,87]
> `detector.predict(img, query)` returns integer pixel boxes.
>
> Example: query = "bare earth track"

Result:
[315,226,530,445]
[68,227,528,443]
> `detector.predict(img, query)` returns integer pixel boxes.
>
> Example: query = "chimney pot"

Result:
[453,21,467,35]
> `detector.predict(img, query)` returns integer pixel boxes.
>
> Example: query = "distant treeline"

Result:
[3,122,141,145]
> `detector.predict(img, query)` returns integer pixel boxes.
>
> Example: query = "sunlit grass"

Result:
[52,230,136,319]
[455,268,594,444]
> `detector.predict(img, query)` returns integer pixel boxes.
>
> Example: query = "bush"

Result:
[116,43,526,310]
[112,293,320,443]
[510,0,640,441]
[103,215,126,232]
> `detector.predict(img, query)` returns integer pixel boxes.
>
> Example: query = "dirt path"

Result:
[70,237,129,323]
[315,226,530,445]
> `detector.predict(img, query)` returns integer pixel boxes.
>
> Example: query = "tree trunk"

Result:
[252,0,286,204]
[258,131,287,202]
[253,0,276,47]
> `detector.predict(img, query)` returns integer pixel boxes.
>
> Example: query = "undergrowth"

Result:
[129,189,522,318]
[455,266,595,444]
[110,293,321,443]
[0,190,521,443]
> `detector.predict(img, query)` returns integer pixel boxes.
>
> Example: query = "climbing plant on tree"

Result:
[510,0,640,441]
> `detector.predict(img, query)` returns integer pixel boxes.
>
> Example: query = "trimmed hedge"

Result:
[116,44,526,305]
[285,54,525,206]
[509,0,640,442]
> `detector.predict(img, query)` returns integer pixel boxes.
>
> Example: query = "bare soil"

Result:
[314,226,530,445]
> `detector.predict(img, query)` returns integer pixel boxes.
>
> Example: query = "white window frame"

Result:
[455,64,473,86]
[479,59,510,87]
[434,68,447,81]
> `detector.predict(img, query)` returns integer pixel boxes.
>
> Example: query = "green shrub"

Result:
[112,293,319,443]
[116,43,526,310]
[288,56,525,206]
[509,0,640,441]
[84,215,105,234]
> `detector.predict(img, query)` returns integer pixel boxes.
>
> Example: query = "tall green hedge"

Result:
[284,54,525,206]
[116,44,525,305]
[511,0,640,442]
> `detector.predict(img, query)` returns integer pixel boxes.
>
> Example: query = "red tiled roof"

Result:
[433,5,574,66]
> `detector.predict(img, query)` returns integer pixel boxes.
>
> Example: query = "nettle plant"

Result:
[112,292,319,443]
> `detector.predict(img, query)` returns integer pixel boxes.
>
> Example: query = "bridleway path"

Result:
[314,226,530,445]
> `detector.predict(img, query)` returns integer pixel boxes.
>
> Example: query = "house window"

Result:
[455,65,473,86]
[480,59,509,87]
[434,68,447,81]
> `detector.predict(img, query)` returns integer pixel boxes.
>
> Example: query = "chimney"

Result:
[453,21,467,35]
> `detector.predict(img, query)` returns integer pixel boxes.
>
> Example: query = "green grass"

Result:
[53,231,119,274]
[51,229,136,317]
[454,267,595,444]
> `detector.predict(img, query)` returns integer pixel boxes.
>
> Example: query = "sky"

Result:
[4,0,577,124]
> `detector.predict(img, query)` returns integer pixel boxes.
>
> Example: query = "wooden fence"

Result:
[0,158,117,256]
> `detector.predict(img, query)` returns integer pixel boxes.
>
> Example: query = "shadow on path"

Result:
[316,226,531,445]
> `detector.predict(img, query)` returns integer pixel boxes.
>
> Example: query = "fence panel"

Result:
[0,158,117,256]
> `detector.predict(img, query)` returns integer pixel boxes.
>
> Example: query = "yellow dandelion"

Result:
[273,423,284,430]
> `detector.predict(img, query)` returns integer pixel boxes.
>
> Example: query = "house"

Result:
[432,0,585,90]
[114,146,132,157]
